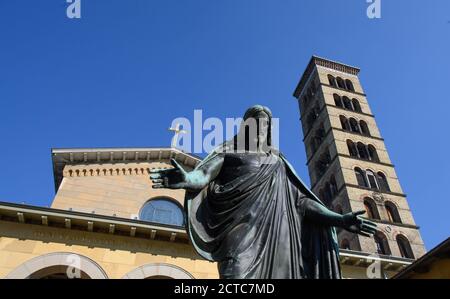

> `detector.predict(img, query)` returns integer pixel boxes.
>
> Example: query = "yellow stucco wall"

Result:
[0,221,219,279]
[404,259,450,279]
[51,161,186,219]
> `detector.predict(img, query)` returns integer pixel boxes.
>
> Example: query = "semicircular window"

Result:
[139,198,184,226]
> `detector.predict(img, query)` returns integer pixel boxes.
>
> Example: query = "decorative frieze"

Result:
[63,165,171,178]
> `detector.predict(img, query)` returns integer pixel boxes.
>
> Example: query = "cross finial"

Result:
[168,123,188,149]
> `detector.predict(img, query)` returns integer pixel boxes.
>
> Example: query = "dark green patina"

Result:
[150,105,377,279]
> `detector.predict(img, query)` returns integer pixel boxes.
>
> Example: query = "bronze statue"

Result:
[150,105,377,279]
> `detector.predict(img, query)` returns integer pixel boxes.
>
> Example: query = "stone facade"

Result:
[294,56,426,260]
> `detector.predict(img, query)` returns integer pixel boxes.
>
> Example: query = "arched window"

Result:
[315,150,331,178]
[341,239,351,250]
[337,77,346,89]
[313,103,320,116]
[29,266,90,279]
[374,232,391,255]
[349,118,360,133]
[357,142,369,159]
[329,175,338,196]
[352,98,362,112]
[366,170,379,190]
[355,167,367,187]
[385,202,402,223]
[328,75,337,87]
[367,145,379,162]
[364,197,380,220]
[123,264,194,279]
[377,172,391,192]
[302,96,308,108]
[347,140,358,157]
[396,235,415,259]
[307,87,314,98]
[340,116,350,131]
[334,94,343,108]
[316,124,325,139]
[311,126,325,153]
[343,96,353,110]
[359,120,370,136]
[306,113,316,130]
[140,198,184,226]
[307,104,320,131]
[5,253,109,279]
[345,79,355,92]
[315,162,322,178]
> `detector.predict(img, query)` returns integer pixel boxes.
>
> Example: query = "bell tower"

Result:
[293,56,426,260]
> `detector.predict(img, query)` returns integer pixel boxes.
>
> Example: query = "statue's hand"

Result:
[150,158,189,189]
[342,210,378,237]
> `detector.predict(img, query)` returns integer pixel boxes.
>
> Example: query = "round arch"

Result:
[385,201,402,223]
[395,234,415,259]
[363,197,380,220]
[5,252,108,279]
[140,196,184,212]
[139,196,185,226]
[374,232,391,256]
[122,263,194,279]
[340,239,351,250]
[351,98,362,112]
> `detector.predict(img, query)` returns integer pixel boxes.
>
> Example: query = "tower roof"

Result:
[293,56,360,98]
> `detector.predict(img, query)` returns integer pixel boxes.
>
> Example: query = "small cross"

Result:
[168,123,188,148]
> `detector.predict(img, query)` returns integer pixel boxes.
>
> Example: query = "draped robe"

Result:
[184,150,341,279]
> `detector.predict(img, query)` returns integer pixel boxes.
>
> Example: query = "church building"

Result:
[0,57,426,279]
[0,148,218,279]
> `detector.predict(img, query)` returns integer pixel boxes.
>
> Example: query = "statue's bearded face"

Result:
[242,111,270,152]
[236,106,272,153]
[255,112,270,146]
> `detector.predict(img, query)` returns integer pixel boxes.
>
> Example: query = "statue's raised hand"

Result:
[150,158,189,189]
[341,210,378,237]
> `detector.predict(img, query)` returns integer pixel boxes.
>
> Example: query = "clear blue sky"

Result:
[0,0,449,249]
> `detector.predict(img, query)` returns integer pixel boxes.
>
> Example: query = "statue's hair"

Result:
[197,105,277,169]
[243,105,272,121]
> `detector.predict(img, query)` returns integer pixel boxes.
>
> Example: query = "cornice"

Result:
[51,147,201,192]
[293,56,361,98]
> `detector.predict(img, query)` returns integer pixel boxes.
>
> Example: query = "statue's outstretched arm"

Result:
[149,156,224,191]
[303,198,378,237]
